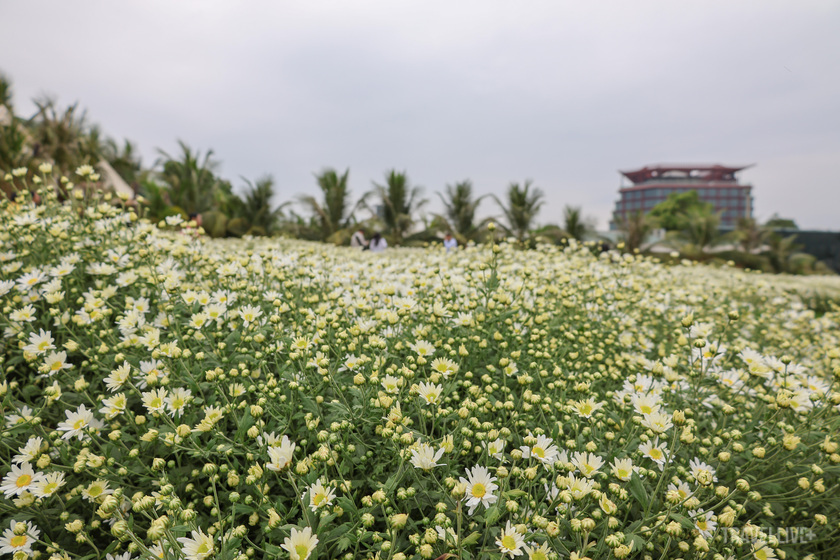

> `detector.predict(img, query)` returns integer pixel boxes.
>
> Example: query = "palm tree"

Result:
[620,211,655,252]
[681,209,722,252]
[435,180,487,241]
[0,75,29,178]
[136,179,171,221]
[0,118,28,178]
[157,141,226,216]
[765,234,801,274]
[562,205,590,241]
[492,180,545,243]
[29,97,98,173]
[734,217,770,253]
[0,74,12,111]
[299,168,355,241]
[238,175,289,235]
[102,138,143,187]
[369,170,427,244]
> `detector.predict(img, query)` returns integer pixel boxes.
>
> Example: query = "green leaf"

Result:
[337,536,353,552]
[626,533,644,552]
[671,513,695,530]
[265,544,284,556]
[336,496,358,515]
[461,531,482,547]
[628,471,648,507]
[484,505,503,526]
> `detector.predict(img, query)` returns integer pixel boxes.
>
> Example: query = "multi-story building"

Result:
[610,164,753,229]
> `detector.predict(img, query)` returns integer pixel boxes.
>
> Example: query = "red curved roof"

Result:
[620,164,753,184]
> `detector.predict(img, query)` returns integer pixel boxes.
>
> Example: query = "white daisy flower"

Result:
[460,465,498,515]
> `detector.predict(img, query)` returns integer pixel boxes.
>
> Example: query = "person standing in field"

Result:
[350,228,368,249]
[369,232,388,253]
[443,233,458,252]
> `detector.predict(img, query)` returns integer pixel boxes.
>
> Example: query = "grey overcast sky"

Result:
[2,1,839,229]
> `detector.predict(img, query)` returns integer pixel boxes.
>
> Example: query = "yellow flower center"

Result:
[649,448,663,460]
[16,474,32,488]
[296,544,310,558]
[532,551,547,560]
[471,483,486,498]
[697,520,707,531]
[196,542,210,554]
[755,549,769,560]
[618,469,630,478]
[88,485,103,497]
[43,482,58,494]
[640,405,653,414]
[73,418,86,430]
[579,404,592,415]
[501,535,517,550]
[10,535,27,548]
[532,446,545,458]
[51,361,63,371]
[313,492,327,506]
[38,341,50,351]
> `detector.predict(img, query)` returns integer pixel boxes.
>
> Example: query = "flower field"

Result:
[2,186,840,560]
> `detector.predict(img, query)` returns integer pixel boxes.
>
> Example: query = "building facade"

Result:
[610,164,753,229]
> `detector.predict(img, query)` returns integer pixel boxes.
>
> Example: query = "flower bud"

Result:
[390,513,409,529]
[111,520,128,538]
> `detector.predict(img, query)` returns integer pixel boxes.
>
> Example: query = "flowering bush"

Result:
[1,171,840,560]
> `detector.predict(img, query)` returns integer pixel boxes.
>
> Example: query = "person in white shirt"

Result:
[350,228,367,249]
[369,232,388,253]
[443,233,458,252]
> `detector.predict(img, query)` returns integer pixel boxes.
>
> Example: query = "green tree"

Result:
[157,141,229,217]
[765,233,802,273]
[0,74,29,178]
[102,138,143,186]
[29,97,100,173]
[136,179,171,221]
[677,208,722,251]
[764,214,799,230]
[368,170,427,244]
[492,180,545,243]
[648,190,712,231]
[299,168,355,241]
[0,74,12,110]
[562,205,591,241]
[620,211,655,253]
[238,175,289,236]
[435,180,487,241]
[734,217,771,253]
